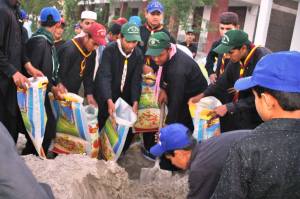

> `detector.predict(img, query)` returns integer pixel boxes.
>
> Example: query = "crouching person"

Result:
[150,123,250,199]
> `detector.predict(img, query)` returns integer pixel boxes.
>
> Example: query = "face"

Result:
[84,36,99,52]
[80,19,95,31]
[121,37,138,54]
[108,32,120,42]
[75,27,82,35]
[145,11,163,27]
[151,48,170,66]
[186,33,195,43]
[219,24,238,37]
[165,150,190,170]
[228,45,247,63]
[54,25,64,41]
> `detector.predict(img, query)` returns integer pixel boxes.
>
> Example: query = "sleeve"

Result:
[204,41,219,76]
[130,53,143,103]
[203,62,234,98]
[210,142,253,199]
[83,52,96,96]
[97,47,113,102]
[226,96,255,114]
[0,10,18,77]
[57,46,72,86]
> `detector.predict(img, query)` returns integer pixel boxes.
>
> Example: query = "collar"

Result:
[117,39,134,58]
[144,22,164,33]
[73,37,90,55]
[32,27,54,45]
[255,118,300,132]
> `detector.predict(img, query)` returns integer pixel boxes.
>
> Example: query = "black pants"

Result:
[22,96,57,155]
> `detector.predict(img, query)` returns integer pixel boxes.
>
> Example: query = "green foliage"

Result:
[63,0,81,40]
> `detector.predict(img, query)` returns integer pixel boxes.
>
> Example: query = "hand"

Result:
[143,64,154,74]
[188,93,204,104]
[158,89,168,106]
[26,65,44,78]
[107,99,115,118]
[209,73,217,84]
[57,83,68,94]
[227,87,238,95]
[213,105,228,117]
[51,85,65,100]
[132,101,138,114]
[12,71,29,89]
[86,95,98,107]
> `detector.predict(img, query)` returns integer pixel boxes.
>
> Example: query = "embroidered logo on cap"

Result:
[127,26,139,34]
[148,37,160,47]
[222,35,230,45]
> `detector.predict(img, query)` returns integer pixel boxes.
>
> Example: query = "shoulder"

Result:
[0,6,11,22]
[103,42,117,53]
[255,46,272,56]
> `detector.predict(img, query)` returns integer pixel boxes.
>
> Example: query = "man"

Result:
[205,12,239,84]
[150,123,250,199]
[0,0,43,142]
[54,17,66,49]
[95,22,143,153]
[180,28,197,58]
[139,0,176,160]
[58,22,106,107]
[146,32,208,169]
[189,30,271,130]
[78,10,97,35]
[107,22,121,43]
[0,122,54,199]
[23,7,66,155]
[211,51,300,199]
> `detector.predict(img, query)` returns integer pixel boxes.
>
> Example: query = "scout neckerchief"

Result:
[31,27,60,83]
[71,38,92,77]
[219,54,226,75]
[117,39,134,92]
[233,45,259,102]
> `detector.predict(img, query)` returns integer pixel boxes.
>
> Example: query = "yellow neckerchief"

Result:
[71,39,92,77]
[233,45,260,102]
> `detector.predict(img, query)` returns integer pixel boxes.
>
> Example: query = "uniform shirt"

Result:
[188,130,250,199]
[58,38,95,95]
[204,47,271,130]
[161,48,207,130]
[211,119,300,199]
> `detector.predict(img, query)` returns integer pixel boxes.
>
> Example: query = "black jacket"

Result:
[161,48,207,130]
[205,39,223,76]
[0,0,26,114]
[211,119,300,199]
[95,42,143,105]
[180,41,197,57]
[204,47,271,130]
[188,130,250,199]
[58,39,95,95]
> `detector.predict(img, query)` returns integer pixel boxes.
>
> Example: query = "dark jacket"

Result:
[180,41,197,58]
[58,39,95,95]
[204,47,271,130]
[205,39,223,76]
[94,42,143,127]
[188,130,250,199]
[161,48,207,130]
[0,0,25,114]
[211,119,300,199]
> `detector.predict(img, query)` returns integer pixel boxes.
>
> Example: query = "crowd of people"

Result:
[0,0,300,198]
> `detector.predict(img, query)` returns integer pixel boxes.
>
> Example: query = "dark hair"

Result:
[253,86,300,111]
[220,12,239,26]
[232,42,251,51]
[41,15,59,27]
[164,130,197,157]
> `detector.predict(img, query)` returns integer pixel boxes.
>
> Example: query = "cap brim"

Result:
[150,144,165,157]
[234,76,257,91]
[145,48,164,56]
[147,8,163,13]
[213,44,233,54]
[124,34,142,42]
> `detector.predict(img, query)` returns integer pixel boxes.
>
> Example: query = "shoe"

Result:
[141,147,156,162]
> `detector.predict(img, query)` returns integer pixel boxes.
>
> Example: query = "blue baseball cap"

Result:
[234,51,300,93]
[129,16,142,27]
[147,0,164,13]
[150,124,191,157]
[40,7,61,23]
[20,9,28,20]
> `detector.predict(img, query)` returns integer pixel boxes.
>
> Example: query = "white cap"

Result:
[81,10,97,20]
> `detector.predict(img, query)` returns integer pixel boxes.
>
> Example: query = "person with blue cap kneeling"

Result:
[211,51,300,199]
[150,123,250,199]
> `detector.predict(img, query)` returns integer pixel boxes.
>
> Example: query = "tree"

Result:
[63,0,81,39]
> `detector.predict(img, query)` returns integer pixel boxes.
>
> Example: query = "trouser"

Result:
[22,96,57,155]
[0,122,54,199]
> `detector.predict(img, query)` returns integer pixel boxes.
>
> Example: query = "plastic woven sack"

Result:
[17,77,48,158]
[189,96,222,141]
[99,98,137,161]
[49,93,100,158]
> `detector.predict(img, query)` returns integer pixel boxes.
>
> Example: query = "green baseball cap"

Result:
[213,30,250,54]
[121,22,141,42]
[145,32,170,56]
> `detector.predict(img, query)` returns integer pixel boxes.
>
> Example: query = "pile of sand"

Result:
[24,154,188,199]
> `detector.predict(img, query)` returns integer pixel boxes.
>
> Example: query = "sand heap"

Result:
[23,155,188,199]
